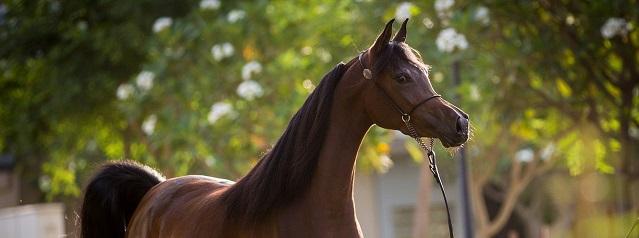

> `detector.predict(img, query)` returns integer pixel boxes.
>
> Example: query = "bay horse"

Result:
[80,19,469,238]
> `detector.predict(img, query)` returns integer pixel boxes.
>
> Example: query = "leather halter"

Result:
[357,52,455,238]
[357,53,441,120]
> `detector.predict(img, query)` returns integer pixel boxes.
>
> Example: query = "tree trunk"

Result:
[617,86,635,214]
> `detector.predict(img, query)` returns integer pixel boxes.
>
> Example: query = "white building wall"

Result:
[0,203,65,238]
[355,170,381,238]
[354,136,463,238]
[377,155,421,238]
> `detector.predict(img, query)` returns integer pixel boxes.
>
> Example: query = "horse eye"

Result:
[396,75,409,83]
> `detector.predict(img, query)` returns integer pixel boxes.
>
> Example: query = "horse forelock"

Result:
[372,42,431,77]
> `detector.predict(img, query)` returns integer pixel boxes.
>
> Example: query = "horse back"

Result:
[127,175,231,238]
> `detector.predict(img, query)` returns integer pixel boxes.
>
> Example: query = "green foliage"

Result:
[436,0,639,177]
[0,0,405,199]
[1,0,637,204]
[0,0,196,199]
[626,218,639,238]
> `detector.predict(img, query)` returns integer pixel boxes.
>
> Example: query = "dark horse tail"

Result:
[80,161,165,238]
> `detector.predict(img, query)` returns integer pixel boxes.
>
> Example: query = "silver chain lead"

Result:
[402,115,435,170]
[402,115,454,238]
[403,119,438,179]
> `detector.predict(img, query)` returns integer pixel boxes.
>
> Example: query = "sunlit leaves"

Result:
[404,141,424,163]
[358,127,394,173]
[555,79,572,97]
[560,133,584,176]
[562,49,575,66]
[42,161,81,200]
[594,139,614,174]
[602,119,621,132]
[606,53,623,73]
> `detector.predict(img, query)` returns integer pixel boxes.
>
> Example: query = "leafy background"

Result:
[0,0,637,237]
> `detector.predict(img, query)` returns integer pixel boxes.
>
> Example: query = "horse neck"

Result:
[307,69,372,209]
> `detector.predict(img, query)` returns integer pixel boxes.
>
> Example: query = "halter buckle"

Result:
[401,114,411,123]
[362,69,372,79]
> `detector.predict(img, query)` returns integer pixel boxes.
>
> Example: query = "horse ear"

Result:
[370,19,395,56]
[392,18,409,42]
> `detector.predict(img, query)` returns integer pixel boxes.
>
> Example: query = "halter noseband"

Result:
[357,52,455,238]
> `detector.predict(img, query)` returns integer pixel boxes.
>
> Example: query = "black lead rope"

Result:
[404,121,455,238]
[358,53,455,238]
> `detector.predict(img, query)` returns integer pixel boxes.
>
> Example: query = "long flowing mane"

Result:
[220,61,352,225]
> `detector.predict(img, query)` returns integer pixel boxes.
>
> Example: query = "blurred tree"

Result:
[468,120,577,237]
[0,0,396,204]
[452,0,638,236]
[477,0,638,212]
[408,0,637,236]
[486,1,639,202]
[4,0,635,236]
[0,0,196,202]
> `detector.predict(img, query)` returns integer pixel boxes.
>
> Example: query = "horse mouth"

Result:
[399,122,468,148]
[439,134,468,148]
[399,129,466,148]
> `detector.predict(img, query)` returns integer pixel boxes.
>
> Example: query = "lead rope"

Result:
[402,115,455,238]
[358,52,454,237]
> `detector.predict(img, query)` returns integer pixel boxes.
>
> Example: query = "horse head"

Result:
[358,19,469,147]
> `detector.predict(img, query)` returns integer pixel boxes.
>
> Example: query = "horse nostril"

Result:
[456,116,469,135]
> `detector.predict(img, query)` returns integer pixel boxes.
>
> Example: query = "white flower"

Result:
[77,21,88,31]
[207,102,235,124]
[601,17,631,39]
[211,43,234,61]
[378,155,394,173]
[116,83,134,100]
[302,79,315,91]
[434,0,454,13]
[422,17,434,29]
[200,0,220,10]
[142,114,157,136]
[515,148,534,163]
[316,48,332,63]
[630,125,639,139]
[222,43,234,56]
[136,71,155,92]
[211,45,223,60]
[541,144,555,160]
[432,72,444,83]
[236,80,264,100]
[205,155,216,166]
[469,84,481,101]
[436,28,468,52]
[39,175,51,191]
[474,6,490,25]
[395,2,413,22]
[565,14,576,26]
[153,17,172,33]
[301,46,313,55]
[241,61,263,80]
[227,10,246,23]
